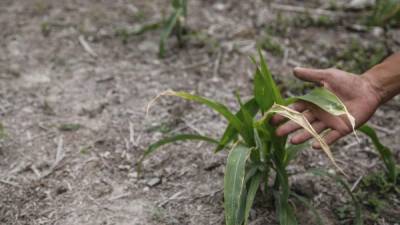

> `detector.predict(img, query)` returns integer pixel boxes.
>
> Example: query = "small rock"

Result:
[143,187,150,192]
[146,177,161,187]
[118,165,131,171]
[129,172,138,178]
[213,3,226,11]
[372,26,384,37]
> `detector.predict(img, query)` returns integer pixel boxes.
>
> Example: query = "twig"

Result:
[0,178,21,188]
[270,3,342,17]
[157,190,185,207]
[283,48,289,66]
[343,141,359,151]
[41,136,64,179]
[351,175,363,192]
[79,35,98,58]
[30,165,41,178]
[181,118,205,136]
[109,192,132,201]
[129,121,135,144]
[213,50,222,80]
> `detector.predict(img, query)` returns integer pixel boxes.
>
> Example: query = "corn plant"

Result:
[141,51,397,225]
[159,0,188,57]
[115,0,188,57]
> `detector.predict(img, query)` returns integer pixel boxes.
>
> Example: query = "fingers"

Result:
[276,110,316,136]
[290,121,327,144]
[293,67,328,84]
[270,101,308,125]
[312,130,342,149]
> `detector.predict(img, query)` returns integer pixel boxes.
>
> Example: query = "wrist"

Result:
[361,70,385,105]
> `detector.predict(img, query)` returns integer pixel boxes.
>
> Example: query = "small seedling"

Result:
[141,50,397,225]
[257,36,284,57]
[58,123,81,132]
[116,0,188,57]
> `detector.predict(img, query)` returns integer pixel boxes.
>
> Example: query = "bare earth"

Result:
[0,0,399,225]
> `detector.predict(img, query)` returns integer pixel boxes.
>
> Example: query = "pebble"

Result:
[372,27,384,38]
[146,177,161,187]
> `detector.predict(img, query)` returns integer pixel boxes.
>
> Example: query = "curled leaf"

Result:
[266,104,347,177]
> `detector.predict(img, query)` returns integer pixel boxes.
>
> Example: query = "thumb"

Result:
[293,67,327,84]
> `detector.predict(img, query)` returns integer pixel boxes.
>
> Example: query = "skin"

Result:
[271,53,400,148]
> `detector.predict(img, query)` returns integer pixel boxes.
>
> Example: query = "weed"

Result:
[257,36,284,57]
[0,122,7,140]
[32,0,50,15]
[141,50,397,225]
[291,13,336,28]
[58,123,81,132]
[41,22,51,37]
[115,0,188,57]
[370,0,400,27]
[315,39,389,74]
[158,0,188,57]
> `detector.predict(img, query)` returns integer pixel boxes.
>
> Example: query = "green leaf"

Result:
[159,8,182,58]
[162,91,255,143]
[257,50,284,105]
[274,164,298,225]
[0,122,7,139]
[215,98,259,152]
[296,87,356,135]
[358,124,397,184]
[296,88,346,116]
[235,91,255,146]
[58,123,81,132]
[244,171,262,225]
[140,134,218,162]
[310,169,363,225]
[291,193,323,225]
[254,67,274,112]
[224,145,251,225]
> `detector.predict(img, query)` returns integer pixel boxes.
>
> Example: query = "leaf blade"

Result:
[244,171,262,225]
[140,134,218,161]
[224,145,251,225]
[159,8,182,57]
[215,98,259,152]
[358,124,397,183]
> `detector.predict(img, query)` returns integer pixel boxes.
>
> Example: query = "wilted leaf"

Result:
[265,104,346,176]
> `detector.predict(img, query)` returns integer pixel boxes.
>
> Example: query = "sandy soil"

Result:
[0,0,399,224]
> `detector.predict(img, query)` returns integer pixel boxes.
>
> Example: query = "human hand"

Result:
[271,67,382,148]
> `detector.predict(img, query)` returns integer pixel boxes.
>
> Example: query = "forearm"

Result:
[362,53,400,104]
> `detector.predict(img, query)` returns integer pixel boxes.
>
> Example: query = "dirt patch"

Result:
[0,0,399,224]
